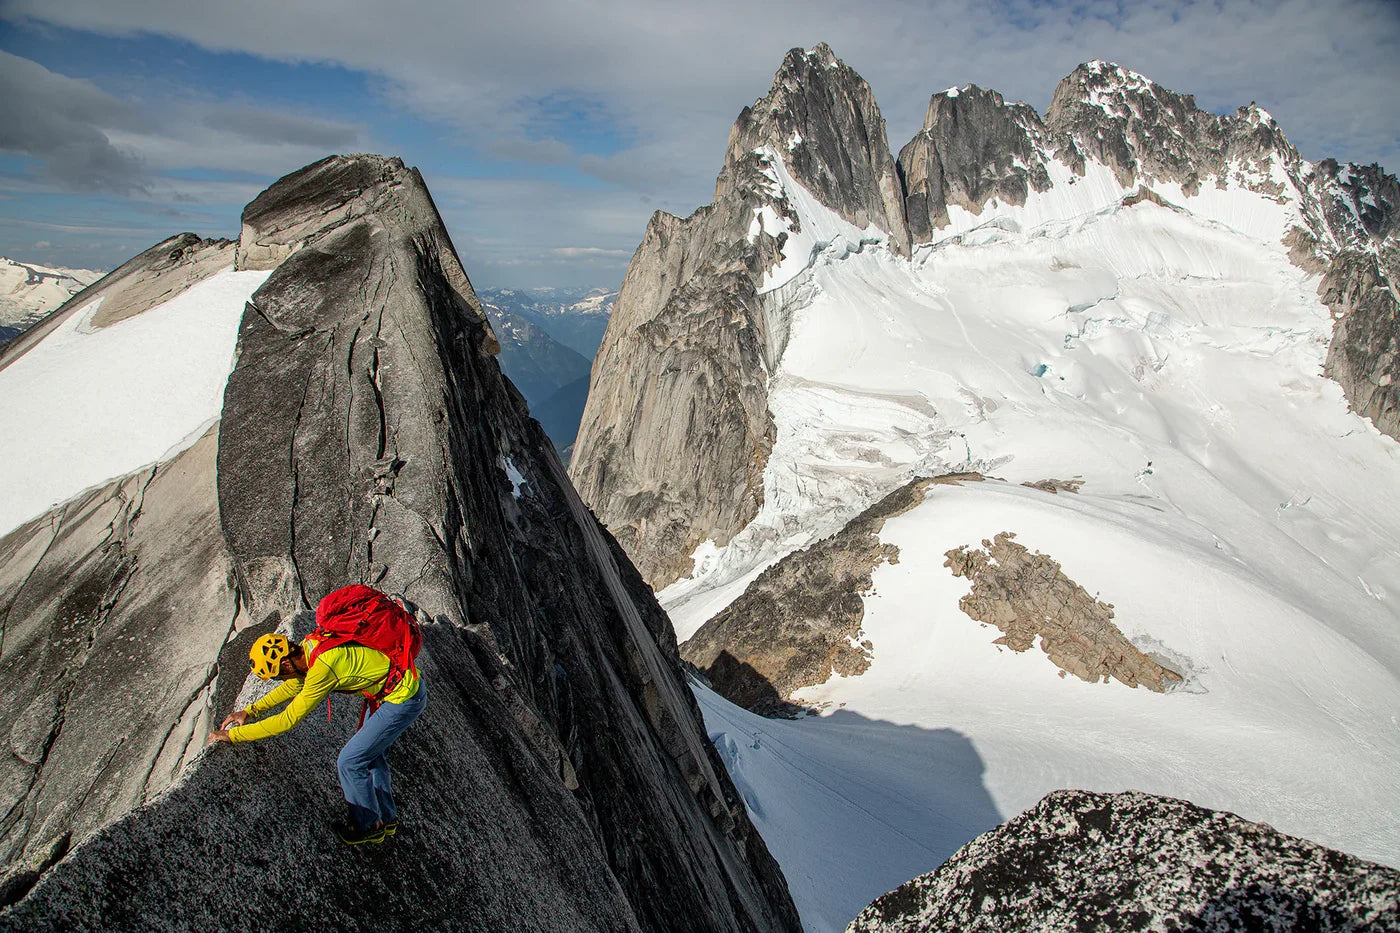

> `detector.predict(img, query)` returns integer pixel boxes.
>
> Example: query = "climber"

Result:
[207,584,425,846]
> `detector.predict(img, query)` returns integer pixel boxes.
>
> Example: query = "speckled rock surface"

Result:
[847,789,1400,933]
[1,155,800,932]
[570,44,906,589]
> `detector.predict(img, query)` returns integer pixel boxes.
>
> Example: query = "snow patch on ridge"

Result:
[0,267,271,537]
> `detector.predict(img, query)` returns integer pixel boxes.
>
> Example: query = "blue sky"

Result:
[1,0,1397,288]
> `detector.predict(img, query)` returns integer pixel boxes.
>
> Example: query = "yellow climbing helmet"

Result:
[249,633,292,680]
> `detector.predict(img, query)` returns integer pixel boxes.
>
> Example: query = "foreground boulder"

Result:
[0,154,800,931]
[847,789,1400,932]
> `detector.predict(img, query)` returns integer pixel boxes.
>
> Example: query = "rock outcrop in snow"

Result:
[898,84,1054,238]
[570,43,907,588]
[846,789,1400,932]
[682,475,952,713]
[944,531,1183,692]
[0,154,800,931]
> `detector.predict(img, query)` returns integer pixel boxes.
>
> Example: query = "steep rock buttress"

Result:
[569,43,908,589]
[0,155,800,932]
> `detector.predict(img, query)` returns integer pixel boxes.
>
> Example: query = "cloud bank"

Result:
[2,0,1397,285]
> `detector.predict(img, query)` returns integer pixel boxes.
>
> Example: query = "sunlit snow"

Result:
[665,149,1400,931]
[0,268,269,537]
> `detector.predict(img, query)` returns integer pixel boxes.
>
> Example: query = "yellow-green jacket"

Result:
[229,636,422,743]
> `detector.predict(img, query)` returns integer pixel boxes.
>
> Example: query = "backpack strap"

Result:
[305,628,403,726]
[305,630,357,724]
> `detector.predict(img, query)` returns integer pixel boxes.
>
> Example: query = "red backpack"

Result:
[307,584,423,725]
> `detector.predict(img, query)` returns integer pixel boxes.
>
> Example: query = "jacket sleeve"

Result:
[229,662,340,743]
[242,679,303,718]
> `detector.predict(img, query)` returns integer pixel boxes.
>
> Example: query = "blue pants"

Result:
[337,678,427,830]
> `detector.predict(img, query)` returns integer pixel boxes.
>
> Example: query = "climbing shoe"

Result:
[332,819,386,846]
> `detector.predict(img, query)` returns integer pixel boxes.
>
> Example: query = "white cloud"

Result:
[2,0,1396,284]
[7,0,1398,185]
[0,50,370,197]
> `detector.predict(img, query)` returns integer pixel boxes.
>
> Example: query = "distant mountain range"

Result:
[568,43,1400,930]
[477,286,615,460]
[477,286,616,358]
[0,257,104,346]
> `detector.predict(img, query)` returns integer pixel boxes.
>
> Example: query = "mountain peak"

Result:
[719,43,909,251]
[1079,59,1155,84]
[796,41,840,68]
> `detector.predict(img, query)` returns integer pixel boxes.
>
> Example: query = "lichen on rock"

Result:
[847,789,1400,932]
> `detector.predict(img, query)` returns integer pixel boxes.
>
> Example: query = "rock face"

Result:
[570,43,908,589]
[1042,61,1291,192]
[898,85,1053,238]
[944,532,1183,692]
[682,476,953,713]
[0,155,800,931]
[1316,160,1400,441]
[847,789,1400,932]
[717,42,908,255]
[1323,249,1400,438]
[0,427,239,905]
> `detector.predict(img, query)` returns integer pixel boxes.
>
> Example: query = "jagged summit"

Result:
[574,43,1400,597]
[717,43,908,253]
[1043,59,1296,191]
[900,82,1052,235]
[570,46,1400,923]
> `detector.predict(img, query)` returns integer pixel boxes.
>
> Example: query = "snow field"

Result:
[674,149,1400,931]
[0,267,270,537]
[698,682,1005,933]
[797,481,1400,854]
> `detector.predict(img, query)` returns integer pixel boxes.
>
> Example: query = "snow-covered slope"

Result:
[658,123,1400,932]
[0,267,269,537]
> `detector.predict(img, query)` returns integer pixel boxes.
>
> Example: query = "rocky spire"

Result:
[1044,60,1296,191]
[0,154,802,931]
[898,84,1054,239]
[571,44,909,589]
[718,42,910,254]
